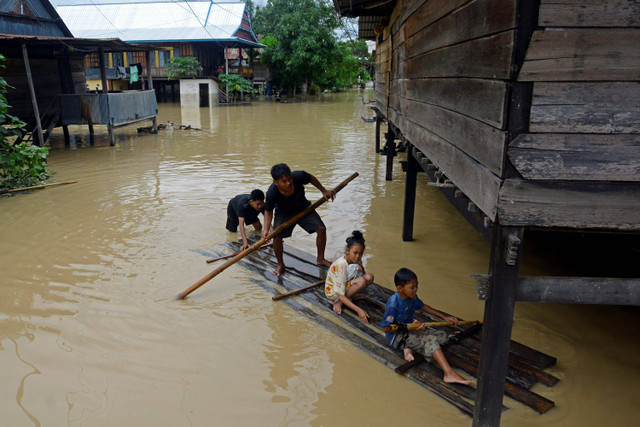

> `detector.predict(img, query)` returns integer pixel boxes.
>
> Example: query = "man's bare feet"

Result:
[273,263,286,277]
[333,301,343,315]
[317,258,332,268]
[403,348,415,362]
[443,371,474,385]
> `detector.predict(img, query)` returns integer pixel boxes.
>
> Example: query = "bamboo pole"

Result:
[383,320,481,333]
[176,172,359,299]
[272,280,324,301]
[206,243,273,264]
[0,180,78,195]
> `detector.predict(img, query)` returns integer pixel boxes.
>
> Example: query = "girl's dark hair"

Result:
[346,230,365,249]
[270,163,291,180]
[394,268,417,286]
[250,189,265,201]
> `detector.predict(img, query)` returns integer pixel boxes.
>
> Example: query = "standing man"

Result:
[261,163,335,276]
[226,189,265,250]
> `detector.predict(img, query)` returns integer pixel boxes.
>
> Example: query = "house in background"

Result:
[1,0,159,146]
[55,0,264,103]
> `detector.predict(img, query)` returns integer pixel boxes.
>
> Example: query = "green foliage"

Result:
[218,74,254,103]
[0,142,51,189]
[165,56,202,79]
[0,53,51,189]
[254,0,361,92]
[218,74,253,94]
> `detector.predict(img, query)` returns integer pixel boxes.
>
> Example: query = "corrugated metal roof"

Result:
[56,1,256,43]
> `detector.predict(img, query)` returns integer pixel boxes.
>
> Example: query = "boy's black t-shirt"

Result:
[265,170,312,215]
[228,194,263,224]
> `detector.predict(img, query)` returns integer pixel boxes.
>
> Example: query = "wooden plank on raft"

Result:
[225,246,477,416]
[475,275,640,306]
[508,133,640,182]
[221,241,559,414]
[539,0,640,27]
[518,29,640,81]
[405,31,515,80]
[403,119,502,220]
[498,179,640,230]
[400,78,509,129]
[403,0,516,61]
[400,97,506,175]
[529,82,640,134]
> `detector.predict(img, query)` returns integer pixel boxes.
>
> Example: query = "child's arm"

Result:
[338,294,369,324]
[238,217,250,250]
[420,304,459,325]
[261,210,273,240]
[309,174,335,201]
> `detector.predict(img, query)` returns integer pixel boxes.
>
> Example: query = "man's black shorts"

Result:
[274,210,324,238]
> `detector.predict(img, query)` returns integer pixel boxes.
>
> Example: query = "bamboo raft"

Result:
[195,240,559,417]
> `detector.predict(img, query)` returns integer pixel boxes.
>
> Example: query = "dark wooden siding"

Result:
[502,0,640,230]
[375,0,517,220]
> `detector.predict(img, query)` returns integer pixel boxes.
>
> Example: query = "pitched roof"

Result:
[0,0,73,37]
[56,0,261,46]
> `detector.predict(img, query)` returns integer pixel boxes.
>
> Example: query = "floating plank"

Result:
[508,133,640,182]
[519,29,640,81]
[539,0,640,27]
[529,82,640,134]
[209,239,558,414]
[224,245,477,416]
[475,274,640,306]
[498,179,640,230]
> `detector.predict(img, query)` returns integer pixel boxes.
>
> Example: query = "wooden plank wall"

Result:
[375,0,519,220]
[503,0,640,230]
[4,57,62,125]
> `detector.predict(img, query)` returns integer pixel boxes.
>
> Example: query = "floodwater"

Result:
[1,91,639,426]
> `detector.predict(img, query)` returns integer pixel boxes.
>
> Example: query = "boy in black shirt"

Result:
[261,163,335,276]
[226,189,265,250]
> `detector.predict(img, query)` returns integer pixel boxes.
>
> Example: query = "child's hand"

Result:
[323,189,336,201]
[358,308,369,324]
[442,315,459,326]
[241,242,250,251]
[413,320,427,331]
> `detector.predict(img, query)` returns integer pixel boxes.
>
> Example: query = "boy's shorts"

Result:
[400,330,447,362]
[226,205,239,232]
[273,210,324,238]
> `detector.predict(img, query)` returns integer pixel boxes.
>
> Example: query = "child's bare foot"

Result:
[273,263,286,277]
[317,258,332,268]
[333,301,343,315]
[403,348,415,362]
[443,371,474,385]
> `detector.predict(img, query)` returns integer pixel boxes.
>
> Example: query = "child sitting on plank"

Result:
[324,230,374,324]
[381,267,473,385]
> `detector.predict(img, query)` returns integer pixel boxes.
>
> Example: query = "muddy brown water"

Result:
[1,91,639,426]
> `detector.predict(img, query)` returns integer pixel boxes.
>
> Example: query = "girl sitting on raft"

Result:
[324,230,374,324]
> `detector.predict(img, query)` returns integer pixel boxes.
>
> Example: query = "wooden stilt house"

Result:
[1,0,160,146]
[55,0,264,104]
[333,0,640,425]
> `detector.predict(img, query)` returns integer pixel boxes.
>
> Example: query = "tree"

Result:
[218,74,254,103]
[165,57,202,79]
[0,54,52,190]
[254,0,355,93]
